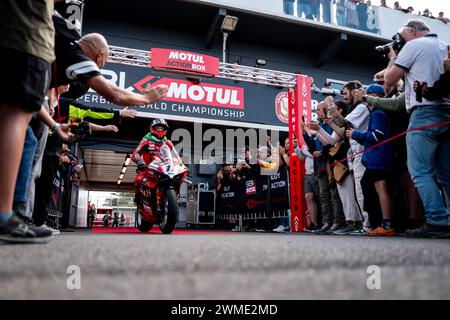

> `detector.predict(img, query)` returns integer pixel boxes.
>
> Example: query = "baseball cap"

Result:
[258,146,270,153]
[365,84,385,96]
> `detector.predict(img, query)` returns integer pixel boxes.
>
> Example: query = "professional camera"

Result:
[375,33,406,56]
[414,81,427,103]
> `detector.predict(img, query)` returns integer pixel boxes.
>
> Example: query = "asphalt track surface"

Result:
[0,229,449,299]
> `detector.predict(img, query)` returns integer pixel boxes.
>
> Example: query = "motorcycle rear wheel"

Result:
[159,188,178,234]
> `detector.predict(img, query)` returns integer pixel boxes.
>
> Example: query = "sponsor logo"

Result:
[245,180,257,196]
[134,76,244,109]
[246,198,266,209]
[151,48,220,76]
[275,92,289,124]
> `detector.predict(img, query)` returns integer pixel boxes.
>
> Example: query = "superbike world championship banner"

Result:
[77,63,291,127]
[78,63,332,127]
[288,75,312,232]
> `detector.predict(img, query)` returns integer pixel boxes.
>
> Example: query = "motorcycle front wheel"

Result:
[159,188,178,234]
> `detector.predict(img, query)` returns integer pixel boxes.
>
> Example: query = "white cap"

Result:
[258,146,270,153]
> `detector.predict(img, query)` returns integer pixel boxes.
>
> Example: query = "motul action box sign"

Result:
[151,48,220,76]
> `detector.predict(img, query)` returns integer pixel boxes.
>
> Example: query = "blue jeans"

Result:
[14,126,38,203]
[336,13,346,26]
[321,0,332,23]
[406,105,450,226]
[298,3,313,19]
[283,0,295,15]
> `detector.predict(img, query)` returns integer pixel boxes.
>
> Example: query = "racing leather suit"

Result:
[131,133,177,196]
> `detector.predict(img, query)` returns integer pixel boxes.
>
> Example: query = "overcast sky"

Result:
[384,0,450,16]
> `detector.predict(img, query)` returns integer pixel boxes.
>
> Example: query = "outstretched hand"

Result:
[105,125,119,133]
[56,124,74,142]
[121,107,138,118]
[144,84,169,104]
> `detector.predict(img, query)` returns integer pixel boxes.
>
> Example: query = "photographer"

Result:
[384,19,450,238]
[215,164,237,192]
[360,84,425,231]
[236,147,259,180]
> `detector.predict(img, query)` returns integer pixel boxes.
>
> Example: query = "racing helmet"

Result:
[150,118,169,139]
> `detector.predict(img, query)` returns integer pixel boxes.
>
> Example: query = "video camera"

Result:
[375,33,406,56]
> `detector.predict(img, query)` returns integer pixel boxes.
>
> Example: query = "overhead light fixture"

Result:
[221,15,239,63]
[121,166,127,174]
[221,15,239,33]
[119,173,124,180]
[256,58,266,66]
[124,155,131,166]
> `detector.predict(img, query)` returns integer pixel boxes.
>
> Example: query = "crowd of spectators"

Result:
[293,18,450,237]
[217,17,450,238]
[283,1,450,29]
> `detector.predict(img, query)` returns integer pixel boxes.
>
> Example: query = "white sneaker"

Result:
[41,223,61,235]
[231,226,240,232]
[273,225,285,233]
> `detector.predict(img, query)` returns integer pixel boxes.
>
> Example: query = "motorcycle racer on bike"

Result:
[131,118,182,204]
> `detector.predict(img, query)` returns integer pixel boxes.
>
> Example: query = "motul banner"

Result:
[134,76,244,109]
[151,48,220,77]
[288,75,311,232]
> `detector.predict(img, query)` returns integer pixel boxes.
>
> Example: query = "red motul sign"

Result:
[151,48,220,77]
[134,76,244,109]
[288,75,311,232]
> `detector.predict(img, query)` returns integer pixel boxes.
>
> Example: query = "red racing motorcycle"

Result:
[134,144,189,234]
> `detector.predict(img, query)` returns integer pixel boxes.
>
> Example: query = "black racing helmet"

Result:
[150,118,169,139]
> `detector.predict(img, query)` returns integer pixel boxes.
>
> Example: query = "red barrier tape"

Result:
[316,119,450,174]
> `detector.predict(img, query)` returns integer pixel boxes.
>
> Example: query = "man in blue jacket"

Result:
[346,84,395,236]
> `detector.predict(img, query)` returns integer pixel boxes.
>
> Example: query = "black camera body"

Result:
[414,81,425,103]
[375,33,406,56]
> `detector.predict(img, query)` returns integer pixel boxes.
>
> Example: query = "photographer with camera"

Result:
[384,19,450,238]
